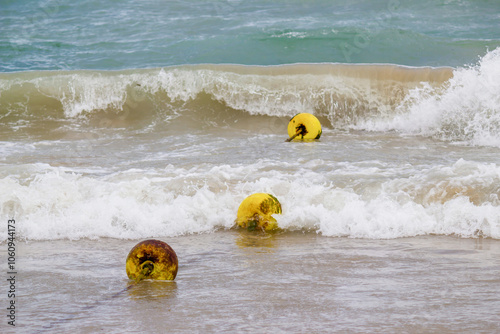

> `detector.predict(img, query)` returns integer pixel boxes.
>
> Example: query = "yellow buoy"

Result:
[236,193,282,232]
[126,239,178,282]
[286,113,322,141]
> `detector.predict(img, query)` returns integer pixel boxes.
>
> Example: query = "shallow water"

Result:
[2,126,500,240]
[3,232,498,333]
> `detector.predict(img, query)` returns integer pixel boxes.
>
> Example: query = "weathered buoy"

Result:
[126,239,178,282]
[286,113,322,141]
[236,193,282,232]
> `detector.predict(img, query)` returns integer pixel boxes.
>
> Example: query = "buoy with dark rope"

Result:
[36,239,178,333]
[286,113,322,141]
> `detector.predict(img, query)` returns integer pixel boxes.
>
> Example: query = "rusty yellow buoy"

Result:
[236,193,282,232]
[286,113,322,141]
[126,239,178,282]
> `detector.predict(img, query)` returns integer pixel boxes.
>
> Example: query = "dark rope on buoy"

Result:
[136,261,154,283]
[285,132,300,142]
[285,124,307,142]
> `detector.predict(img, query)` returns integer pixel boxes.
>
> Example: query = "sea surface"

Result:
[1,0,500,333]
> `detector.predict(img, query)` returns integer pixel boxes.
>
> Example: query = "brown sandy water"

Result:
[3,231,499,333]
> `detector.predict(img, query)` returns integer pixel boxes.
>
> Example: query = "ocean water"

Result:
[1,0,500,332]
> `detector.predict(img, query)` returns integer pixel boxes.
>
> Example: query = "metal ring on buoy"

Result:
[286,113,322,141]
[236,193,282,232]
[126,239,178,282]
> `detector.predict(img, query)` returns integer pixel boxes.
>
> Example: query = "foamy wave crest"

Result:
[359,48,500,146]
[0,64,452,127]
[0,164,238,240]
[164,64,451,126]
[279,159,500,239]
[1,160,499,241]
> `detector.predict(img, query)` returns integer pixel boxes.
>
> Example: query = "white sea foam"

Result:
[1,159,499,241]
[358,48,500,146]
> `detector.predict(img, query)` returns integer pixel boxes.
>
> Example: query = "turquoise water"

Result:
[1,0,500,71]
